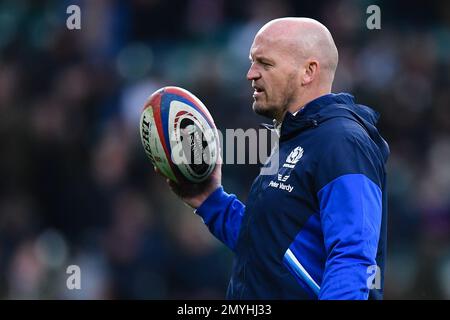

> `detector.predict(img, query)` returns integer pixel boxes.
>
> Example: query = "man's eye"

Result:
[250,59,272,69]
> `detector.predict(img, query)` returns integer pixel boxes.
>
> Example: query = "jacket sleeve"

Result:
[194,186,245,251]
[314,134,383,300]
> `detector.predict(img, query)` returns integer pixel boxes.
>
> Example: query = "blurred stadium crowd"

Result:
[0,0,449,299]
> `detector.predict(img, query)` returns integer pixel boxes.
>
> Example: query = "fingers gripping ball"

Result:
[139,86,219,183]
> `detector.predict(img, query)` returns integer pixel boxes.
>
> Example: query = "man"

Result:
[163,17,389,299]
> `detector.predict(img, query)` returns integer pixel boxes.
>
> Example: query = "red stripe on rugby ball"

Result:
[147,91,178,174]
[164,87,216,128]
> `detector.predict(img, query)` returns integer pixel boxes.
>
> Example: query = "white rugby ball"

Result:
[139,86,219,183]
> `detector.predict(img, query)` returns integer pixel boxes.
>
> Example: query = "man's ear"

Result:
[302,59,318,85]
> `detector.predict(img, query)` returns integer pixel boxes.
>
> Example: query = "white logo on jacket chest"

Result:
[268,146,304,192]
[285,146,304,167]
[277,146,304,182]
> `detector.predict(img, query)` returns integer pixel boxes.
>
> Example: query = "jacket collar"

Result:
[260,93,357,141]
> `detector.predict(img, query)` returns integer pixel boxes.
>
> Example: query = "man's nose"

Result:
[247,64,261,81]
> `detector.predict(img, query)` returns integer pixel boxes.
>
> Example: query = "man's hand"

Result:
[154,158,222,209]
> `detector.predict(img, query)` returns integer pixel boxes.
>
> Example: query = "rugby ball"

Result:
[139,86,219,183]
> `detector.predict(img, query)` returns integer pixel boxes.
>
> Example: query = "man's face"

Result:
[247,34,300,120]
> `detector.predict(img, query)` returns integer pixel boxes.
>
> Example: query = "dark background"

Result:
[0,0,449,299]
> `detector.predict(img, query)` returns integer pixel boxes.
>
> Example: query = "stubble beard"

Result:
[252,78,297,121]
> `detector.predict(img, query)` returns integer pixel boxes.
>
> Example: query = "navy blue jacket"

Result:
[196,93,389,299]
